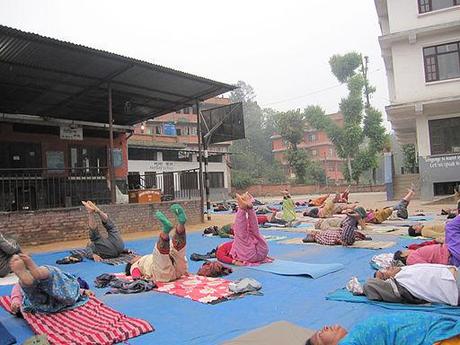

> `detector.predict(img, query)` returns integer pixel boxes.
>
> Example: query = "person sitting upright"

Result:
[9,253,91,315]
[281,190,297,225]
[302,207,368,246]
[365,187,415,224]
[82,201,125,262]
[125,204,188,282]
[305,311,460,345]
[216,193,271,266]
[0,232,21,278]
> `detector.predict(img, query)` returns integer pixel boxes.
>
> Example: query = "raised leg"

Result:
[19,253,49,281]
[10,255,34,286]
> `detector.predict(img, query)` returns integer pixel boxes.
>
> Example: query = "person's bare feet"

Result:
[19,253,49,281]
[236,194,247,210]
[82,201,95,213]
[243,192,254,209]
[10,255,34,286]
[87,201,102,214]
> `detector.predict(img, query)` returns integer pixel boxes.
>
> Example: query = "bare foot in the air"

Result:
[19,253,49,281]
[82,201,95,213]
[236,194,247,210]
[243,192,254,209]
[10,255,34,286]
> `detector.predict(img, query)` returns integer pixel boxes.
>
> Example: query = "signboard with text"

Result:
[60,126,83,140]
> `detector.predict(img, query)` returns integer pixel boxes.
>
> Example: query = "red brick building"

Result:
[271,112,345,183]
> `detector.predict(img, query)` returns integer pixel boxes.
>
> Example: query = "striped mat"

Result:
[0,295,153,345]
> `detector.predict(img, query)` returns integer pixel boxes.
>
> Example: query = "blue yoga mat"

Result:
[327,288,460,316]
[0,320,16,345]
[407,215,435,222]
[247,259,344,279]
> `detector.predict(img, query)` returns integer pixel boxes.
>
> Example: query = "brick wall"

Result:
[232,184,385,197]
[0,200,201,246]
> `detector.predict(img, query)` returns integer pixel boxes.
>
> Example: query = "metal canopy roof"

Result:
[0,25,236,126]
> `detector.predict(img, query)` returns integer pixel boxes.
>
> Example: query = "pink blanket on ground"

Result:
[0,295,153,345]
[114,273,235,304]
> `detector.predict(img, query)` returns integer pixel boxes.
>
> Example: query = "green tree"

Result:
[228,81,285,185]
[402,144,417,173]
[305,52,387,183]
[275,109,325,184]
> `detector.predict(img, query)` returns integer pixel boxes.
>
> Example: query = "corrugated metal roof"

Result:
[0,25,236,126]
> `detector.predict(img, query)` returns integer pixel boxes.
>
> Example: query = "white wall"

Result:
[390,31,460,103]
[387,0,460,33]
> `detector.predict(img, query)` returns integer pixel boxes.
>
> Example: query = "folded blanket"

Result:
[0,295,153,345]
[326,288,460,316]
[278,237,396,249]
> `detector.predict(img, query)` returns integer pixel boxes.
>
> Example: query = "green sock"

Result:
[155,211,173,234]
[170,204,187,224]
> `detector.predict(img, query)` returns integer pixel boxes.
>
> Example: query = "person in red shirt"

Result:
[216,193,272,266]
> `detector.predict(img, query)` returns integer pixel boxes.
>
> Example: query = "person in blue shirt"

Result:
[305,312,460,345]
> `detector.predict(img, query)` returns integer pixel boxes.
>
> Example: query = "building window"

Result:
[176,128,182,136]
[308,134,316,142]
[162,150,192,162]
[144,171,157,188]
[312,149,317,156]
[208,154,223,163]
[70,145,106,173]
[128,172,141,190]
[209,172,224,188]
[190,127,197,135]
[418,0,459,13]
[180,171,198,189]
[155,126,162,135]
[128,148,158,161]
[328,148,333,157]
[0,142,42,169]
[423,41,460,82]
[183,107,190,114]
[429,117,460,155]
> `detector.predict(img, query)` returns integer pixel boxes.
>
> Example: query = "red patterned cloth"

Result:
[155,274,234,304]
[0,295,153,345]
[407,240,439,250]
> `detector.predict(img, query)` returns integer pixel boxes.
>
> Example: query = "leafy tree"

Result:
[276,110,308,183]
[228,81,285,185]
[402,144,417,173]
[305,52,387,183]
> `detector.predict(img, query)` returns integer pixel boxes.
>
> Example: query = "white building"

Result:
[127,98,232,201]
[375,0,460,199]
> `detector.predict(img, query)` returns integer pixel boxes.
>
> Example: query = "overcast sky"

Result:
[0,0,390,128]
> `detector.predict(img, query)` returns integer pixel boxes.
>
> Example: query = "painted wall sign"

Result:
[60,126,83,140]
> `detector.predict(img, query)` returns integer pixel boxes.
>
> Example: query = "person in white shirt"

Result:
[375,263,459,306]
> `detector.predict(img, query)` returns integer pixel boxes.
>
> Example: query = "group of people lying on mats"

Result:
[4,201,191,318]
[300,188,420,247]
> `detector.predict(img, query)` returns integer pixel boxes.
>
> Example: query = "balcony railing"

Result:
[0,167,110,212]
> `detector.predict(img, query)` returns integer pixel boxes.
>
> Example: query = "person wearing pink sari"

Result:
[216,193,271,266]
